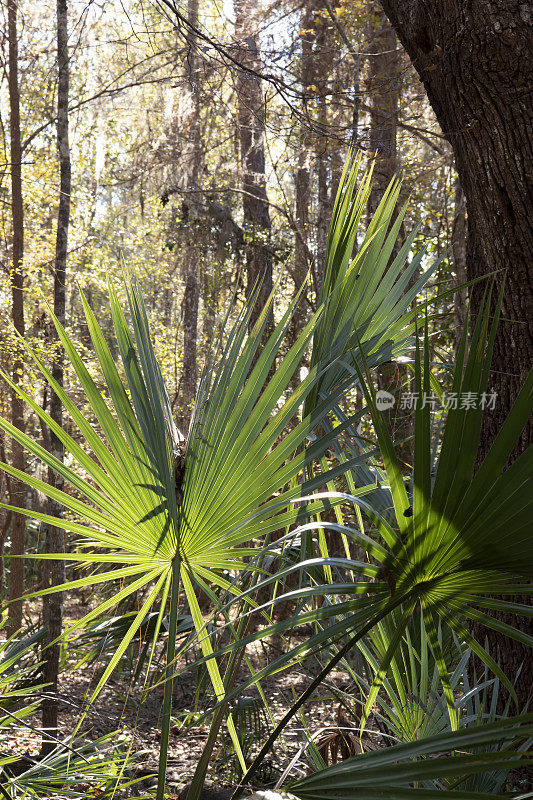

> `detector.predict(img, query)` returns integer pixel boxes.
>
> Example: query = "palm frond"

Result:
[287,715,533,800]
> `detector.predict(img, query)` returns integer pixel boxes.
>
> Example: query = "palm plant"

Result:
[0,282,336,793]
[0,153,442,798]
[1,731,137,799]
[303,152,439,420]
[231,289,532,795]
[344,611,464,744]
[0,621,44,746]
[286,715,533,800]
[344,616,523,764]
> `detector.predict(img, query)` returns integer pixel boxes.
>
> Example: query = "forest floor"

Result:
[2,590,376,798]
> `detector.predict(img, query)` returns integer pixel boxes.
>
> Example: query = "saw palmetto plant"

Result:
[1,731,137,799]
[0,152,441,798]
[286,715,533,800]
[0,280,341,797]
[230,289,532,796]
[5,149,528,799]
[348,615,513,748]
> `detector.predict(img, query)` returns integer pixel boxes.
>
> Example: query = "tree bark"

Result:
[291,0,315,346]
[41,0,70,755]
[452,178,468,355]
[378,0,532,454]
[177,0,202,433]
[315,7,334,285]
[7,0,26,638]
[365,6,414,465]
[366,7,400,216]
[379,0,533,714]
[234,0,273,332]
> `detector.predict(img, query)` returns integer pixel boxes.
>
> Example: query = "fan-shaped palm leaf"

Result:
[0,275,375,795]
[303,149,441,419]
[232,289,532,795]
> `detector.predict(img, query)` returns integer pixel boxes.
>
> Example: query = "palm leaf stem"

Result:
[156,553,181,800]
[186,582,259,800]
[230,588,414,798]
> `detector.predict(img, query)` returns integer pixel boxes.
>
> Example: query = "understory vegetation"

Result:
[0,155,532,799]
[1,0,532,797]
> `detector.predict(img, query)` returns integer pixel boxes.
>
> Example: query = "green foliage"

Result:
[288,716,533,800]
[0,621,44,734]
[233,290,532,794]
[0,156,531,800]
[1,732,137,799]
[304,150,440,419]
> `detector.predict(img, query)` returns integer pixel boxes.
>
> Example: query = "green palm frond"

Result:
[1,731,136,799]
[234,289,532,794]
[352,291,533,731]
[287,715,533,800]
[304,149,441,418]
[0,273,370,780]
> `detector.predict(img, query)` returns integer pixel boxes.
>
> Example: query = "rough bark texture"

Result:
[7,0,26,637]
[234,0,273,331]
[366,7,400,216]
[452,179,468,355]
[379,0,532,715]
[379,0,532,455]
[41,0,70,754]
[178,0,202,432]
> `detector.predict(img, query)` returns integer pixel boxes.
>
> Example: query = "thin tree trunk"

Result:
[234,0,273,332]
[452,178,468,355]
[41,0,70,754]
[366,7,412,464]
[7,0,26,638]
[380,0,533,717]
[366,7,399,216]
[291,0,315,345]
[178,0,201,432]
[201,268,217,353]
[315,7,333,285]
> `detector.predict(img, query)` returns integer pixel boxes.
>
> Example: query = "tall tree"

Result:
[379,0,532,456]
[234,0,273,331]
[178,0,202,432]
[314,5,335,279]
[41,0,71,754]
[292,0,315,338]
[379,0,532,707]
[6,0,26,637]
[366,5,400,216]
[365,5,413,462]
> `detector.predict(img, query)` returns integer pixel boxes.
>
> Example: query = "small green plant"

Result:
[1,731,138,799]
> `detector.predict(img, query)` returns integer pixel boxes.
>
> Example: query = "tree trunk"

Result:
[7,0,26,638]
[41,0,70,755]
[452,178,468,355]
[366,6,413,465]
[234,0,273,332]
[366,7,399,216]
[178,0,202,433]
[315,8,334,285]
[291,0,315,346]
[379,0,532,713]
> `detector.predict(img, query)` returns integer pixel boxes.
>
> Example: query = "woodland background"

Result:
[0,0,531,796]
